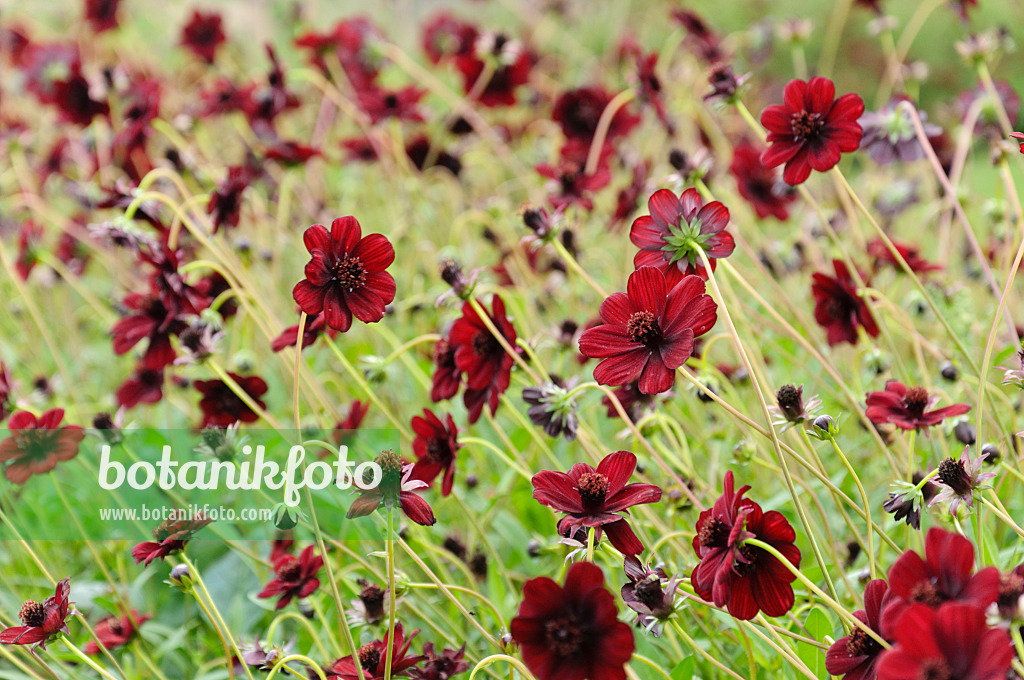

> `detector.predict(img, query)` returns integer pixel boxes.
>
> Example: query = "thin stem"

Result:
[384,508,397,680]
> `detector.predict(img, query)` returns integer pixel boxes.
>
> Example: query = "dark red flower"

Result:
[356,86,426,124]
[876,602,1012,680]
[264,140,319,166]
[536,145,611,211]
[729,142,796,220]
[421,12,477,64]
[630,188,734,285]
[670,9,725,63]
[825,579,895,680]
[532,450,662,556]
[0,409,84,484]
[180,10,226,64]
[405,135,462,176]
[579,267,717,395]
[865,381,970,431]
[867,238,941,275]
[449,296,518,423]
[116,366,165,408]
[258,545,323,610]
[193,373,268,428]
[761,77,864,186]
[52,70,109,126]
[292,217,397,333]
[346,450,436,526]
[110,289,188,370]
[408,643,469,680]
[552,86,639,144]
[294,17,382,90]
[0,578,74,649]
[271,312,337,353]
[207,166,253,233]
[691,471,802,620]
[333,400,370,440]
[610,161,650,230]
[15,220,42,280]
[409,409,460,496]
[811,259,879,346]
[430,337,461,403]
[85,0,121,32]
[510,561,635,680]
[131,513,213,566]
[453,35,533,108]
[83,610,151,655]
[324,623,423,680]
[882,528,999,637]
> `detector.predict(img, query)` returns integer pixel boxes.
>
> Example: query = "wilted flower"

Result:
[883,473,938,530]
[929,448,996,515]
[620,556,681,636]
[348,578,387,625]
[346,450,436,526]
[769,384,821,430]
[132,513,213,566]
[522,379,580,441]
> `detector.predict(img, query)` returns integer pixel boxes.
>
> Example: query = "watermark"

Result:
[98,443,382,507]
[99,504,273,522]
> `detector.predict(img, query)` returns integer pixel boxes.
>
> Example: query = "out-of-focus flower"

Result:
[811,259,879,346]
[729,142,796,220]
[825,580,895,680]
[258,545,323,610]
[408,642,469,680]
[193,373,268,428]
[180,10,226,64]
[409,409,460,496]
[866,238,941,274]
[82,610,151,654]
[858,99,940,165]
[0,409,84,484]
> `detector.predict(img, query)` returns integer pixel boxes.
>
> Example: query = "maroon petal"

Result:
[579,326,642,358]
[603,518,644,556]
[593,349,650,386]
[627,266,667,316]
[292,280,326,315]
[400,491,437,526]
[532,470,585,513]
[637,350,673,395]
[596,451,637,495]
[302,224,331,254]
[351,233,395,272]
[329,216,362,258]
[322,287,353,332]
[647,189,681,229]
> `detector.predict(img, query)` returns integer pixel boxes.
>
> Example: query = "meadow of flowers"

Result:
[2,0,1024,678]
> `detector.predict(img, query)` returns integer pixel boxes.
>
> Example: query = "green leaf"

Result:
[796,607,833,680]
[670,656,694,680]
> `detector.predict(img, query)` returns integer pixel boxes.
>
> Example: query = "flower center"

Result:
[626,311,661,345]
[997,574,1023,616]
[635,574,665,611]
[909,580,944,607]
[918,659,953,680]
[358,644,381,671]
[732,544,760,576]
[383,94,399,109]
[544,616,584,656]
[790,110,824,140]
[333,255,366,291]
[902,386,930,416]
[374,449,403,493]
[360,583,386,615]
[472,330,502,358]
[845,627,882,658]
[937,457,972,496]
[576,472,609,507]
[275,556,302,582]
[18,601,45,628]
[426,438,449,463]
[697,518,729,549]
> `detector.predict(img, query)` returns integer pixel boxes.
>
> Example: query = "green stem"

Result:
[58,634,120,680]
[384,508,397,680]
[827,438,877,579]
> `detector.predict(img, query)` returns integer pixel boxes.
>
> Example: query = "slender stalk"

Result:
[384,508,397,680]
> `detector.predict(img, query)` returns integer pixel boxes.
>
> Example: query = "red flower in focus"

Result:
[194,373,268,428]
[876,603,1012,680]
[532,450,662,556]
[579,267,717,395]
[761,77,864,185]
[865,381,970,431]
[0,578,74,649]
[811,259,879,346]
[882,528,999,637]
[729,142,796,220]
[866,238,941,274]
[292,217,397,333]
[180,10,226,64]
[552,86,639,144]
[825,579,895,680]
[691,471,802,620]
[346,450,436,526]
[1010,132,1024,154]
[324,623,423,680]
[449,296,518,423]
[83,610,151,655]
[258,545,323,610]
[510,561,634,680]
[0,409,84,484]
[85,0,121,32]
[409,409,460,496]
[630,188,734,285]
[271,312,337,353]
[132,513,213,566]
